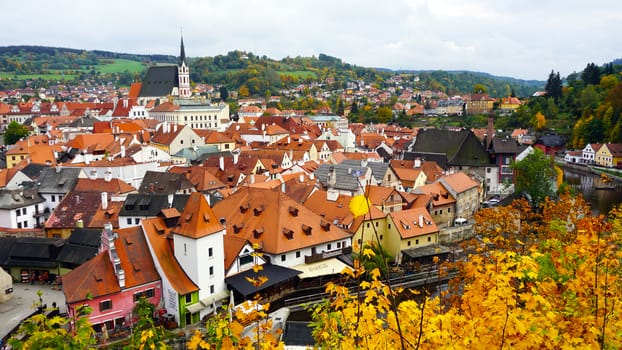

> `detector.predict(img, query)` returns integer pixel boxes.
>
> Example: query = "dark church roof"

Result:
[405,129,491,168]
[138,65,179,98]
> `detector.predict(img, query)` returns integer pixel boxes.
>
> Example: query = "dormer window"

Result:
[283,228,294,240]
[253,206,264,216]
[302,224,312,236]
[253,228,264,239]
[320,220,331,232]
[288,206,299,217]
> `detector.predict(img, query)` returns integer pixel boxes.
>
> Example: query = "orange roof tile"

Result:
[172,192,224,239]
[141,217,199,294]
[389,207,438,239]
[213,187,351,254]
[62,225,161,303]
[441,172,479,193]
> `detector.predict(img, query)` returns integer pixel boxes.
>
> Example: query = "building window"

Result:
[208,247,213,257]
[23,221,27,228]
[16,209,20,217]
[210,285,215,294]
[17,222,22,229]
[134,288,155,301]
[428,236,432,242]
[126,218,132,225]
[134,218,140,225]
[184,243,187,256]
[240,255,253,265]
[51,195,55,202]
[100,300,112,312]
[180,140,184,144]
[296,251,301,258]
[388,223,392,229]
[327,243,332,250]
[185,294,192,303]
[209,266,214,276]
[380,235,383,240]
[415,239,419,245]
[407,240,411,246]
[337,242,341,249]
[375,222,379,227]
[281,254,286,262]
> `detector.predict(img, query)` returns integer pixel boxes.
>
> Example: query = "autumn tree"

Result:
[472,83,487,94]
[510,148,556,207]
[125,297,168,350]
[532,111,547,131]
[9,301,95,350]
[310,194,622,349]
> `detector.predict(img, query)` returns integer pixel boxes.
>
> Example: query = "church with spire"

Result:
[137,36,192,105]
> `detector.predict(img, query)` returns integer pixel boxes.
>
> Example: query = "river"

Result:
[563,167,622,216]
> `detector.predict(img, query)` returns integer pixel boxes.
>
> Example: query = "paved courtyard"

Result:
[0,282,67,343]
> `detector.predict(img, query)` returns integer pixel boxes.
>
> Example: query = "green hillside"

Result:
[0,46,544,98]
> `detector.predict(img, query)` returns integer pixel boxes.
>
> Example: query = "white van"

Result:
[454,217,468,226]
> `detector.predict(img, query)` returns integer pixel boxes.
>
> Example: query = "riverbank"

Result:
[557,161,622,183]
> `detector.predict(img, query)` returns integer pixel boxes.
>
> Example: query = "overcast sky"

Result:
[3,0,620,81]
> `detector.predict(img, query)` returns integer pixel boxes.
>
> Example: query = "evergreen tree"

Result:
[582,62,601,85]
[544,70,563,101]
[218,85,229,101]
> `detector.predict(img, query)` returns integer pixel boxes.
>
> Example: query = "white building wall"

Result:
[173,230,226,319]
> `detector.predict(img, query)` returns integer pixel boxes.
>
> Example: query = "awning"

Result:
[293,258,350,279]
[199,290,229,307]
[185,302,204,314]
[226,263,301,297]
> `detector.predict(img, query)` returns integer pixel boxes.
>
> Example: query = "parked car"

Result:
[454,217,468,226]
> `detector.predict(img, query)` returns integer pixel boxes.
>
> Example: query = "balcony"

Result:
[305,246,352,264]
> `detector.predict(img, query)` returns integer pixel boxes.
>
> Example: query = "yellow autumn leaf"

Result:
[349,195,371,217]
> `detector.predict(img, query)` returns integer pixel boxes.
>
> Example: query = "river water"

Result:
[563,167,622,216]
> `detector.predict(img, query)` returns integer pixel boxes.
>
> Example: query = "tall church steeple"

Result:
[178,34,191,99]
[179,35,187,66]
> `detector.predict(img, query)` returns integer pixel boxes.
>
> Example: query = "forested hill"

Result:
[0,45,543,97]
[399,70,543,98]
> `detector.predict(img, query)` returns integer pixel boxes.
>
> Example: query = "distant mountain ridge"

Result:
[0,45,544,97]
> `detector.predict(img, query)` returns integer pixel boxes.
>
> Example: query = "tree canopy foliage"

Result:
[4,120,29,145]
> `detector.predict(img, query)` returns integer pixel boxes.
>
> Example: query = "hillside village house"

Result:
[594,143,622,168]
[62,225,162,334]
[212,187,352,294]
[150,123,205,157]
[582,143,602,165]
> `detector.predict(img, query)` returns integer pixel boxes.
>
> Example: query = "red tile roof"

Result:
[172,192,225,239]
[62,225,161,303]
[213,187,352,255]
[141,217,199,295]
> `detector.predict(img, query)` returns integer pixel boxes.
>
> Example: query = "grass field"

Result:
[0,59,146,81]
[278,70,317,79]
[95,59,146,74]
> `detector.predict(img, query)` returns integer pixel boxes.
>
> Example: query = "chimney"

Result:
[414,158,421,168]
[233,152,239,165]
[55,164,61,173]
[487,115,494,149]
[123,98,128,108]
[174,124,178,133]
[250,174,255,184]
[418,215,424,228]
[219,156,225,171]
[120,145,126,158]
[101,192,108,210]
